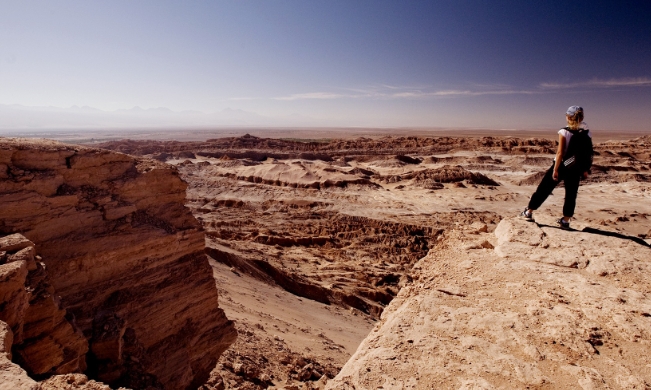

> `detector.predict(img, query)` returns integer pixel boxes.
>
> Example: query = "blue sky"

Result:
[1,1,650,130]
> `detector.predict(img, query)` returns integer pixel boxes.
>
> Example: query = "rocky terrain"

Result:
[328,217,651,389]
[0,139,236,389]
[1,132,649,389]
[95,132,651,389]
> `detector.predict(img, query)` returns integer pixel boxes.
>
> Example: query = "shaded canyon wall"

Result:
[0,138,236,389]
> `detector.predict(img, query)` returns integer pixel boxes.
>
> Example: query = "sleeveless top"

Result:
[558,122,590,158]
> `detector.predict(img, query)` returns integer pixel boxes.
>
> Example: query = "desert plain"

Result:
[1,127,651,390]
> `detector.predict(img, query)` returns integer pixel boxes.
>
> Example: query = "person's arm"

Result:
[552,133,566,181]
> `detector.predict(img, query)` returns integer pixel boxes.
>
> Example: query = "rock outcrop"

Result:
[1,320,38,390]
[377,165,500,187]
[0,234,87,378]
[328,217,651,389]
[97,134,558,159]
[0,236,115,390]
[0,138,236,389]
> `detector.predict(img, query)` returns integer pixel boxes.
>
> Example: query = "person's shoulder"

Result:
[558,128,571,137]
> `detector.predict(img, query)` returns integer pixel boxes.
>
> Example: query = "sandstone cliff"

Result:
[1,319,38,390]
[328,217,651,389]
[0,233,87,379]
[0,138,236,389]
[1,319,115,390]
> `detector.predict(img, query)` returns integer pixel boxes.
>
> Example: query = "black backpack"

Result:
[562,128,593,174]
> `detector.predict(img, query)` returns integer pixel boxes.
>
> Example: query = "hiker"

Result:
[520,106,593,229]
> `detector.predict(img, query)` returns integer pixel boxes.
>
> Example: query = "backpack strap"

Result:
[564,126,589,135]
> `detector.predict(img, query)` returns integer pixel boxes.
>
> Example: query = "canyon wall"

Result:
[0,138,236,389]
[0,233,87,380]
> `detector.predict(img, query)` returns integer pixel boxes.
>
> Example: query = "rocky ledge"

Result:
[328,217,651,389]
[0,138,236,389]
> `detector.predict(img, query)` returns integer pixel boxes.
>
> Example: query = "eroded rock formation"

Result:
[99,134,651,186]
[1,319,38,390]
[0,139,236,389]
[377,165,500,188]
[97,134,559,159]
[97,133,651,389]
[0,234,87,378]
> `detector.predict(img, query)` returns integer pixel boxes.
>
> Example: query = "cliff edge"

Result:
[328,217,651,389]
[0,138,236,389]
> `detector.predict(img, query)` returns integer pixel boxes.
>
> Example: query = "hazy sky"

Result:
[1,1,650,130]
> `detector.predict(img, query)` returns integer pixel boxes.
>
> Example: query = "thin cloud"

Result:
[392,89,535,98]
[272,86,536,101]
[344,84,432,95]
[468,82,514,89]
[589,77,651,87]
[378,83,431,91]
[274,92,349,101]
[272,77,651,102]
[540,77,651,89]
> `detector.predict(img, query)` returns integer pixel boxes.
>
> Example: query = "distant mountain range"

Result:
[0,104,322,130]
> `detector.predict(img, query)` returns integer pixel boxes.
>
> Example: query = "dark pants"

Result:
[527,163,581,217]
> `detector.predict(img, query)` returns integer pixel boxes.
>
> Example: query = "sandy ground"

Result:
[211,259,373,358]
[208,260,373,389]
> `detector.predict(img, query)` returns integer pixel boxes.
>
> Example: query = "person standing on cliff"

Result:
[520,106,593,229]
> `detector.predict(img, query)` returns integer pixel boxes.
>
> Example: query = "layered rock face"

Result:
[0,139,235,389]
[1,320,38,390]
[1,320,113,390]
[0,234,87,378]
[328,217,651,389]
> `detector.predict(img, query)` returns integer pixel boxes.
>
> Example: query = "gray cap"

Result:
[566,106,583,116]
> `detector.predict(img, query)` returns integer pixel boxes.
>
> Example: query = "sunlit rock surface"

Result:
[328,217,651,389]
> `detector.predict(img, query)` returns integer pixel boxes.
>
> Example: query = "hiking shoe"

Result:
[520,208,533,221]
[557,218,570,229]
